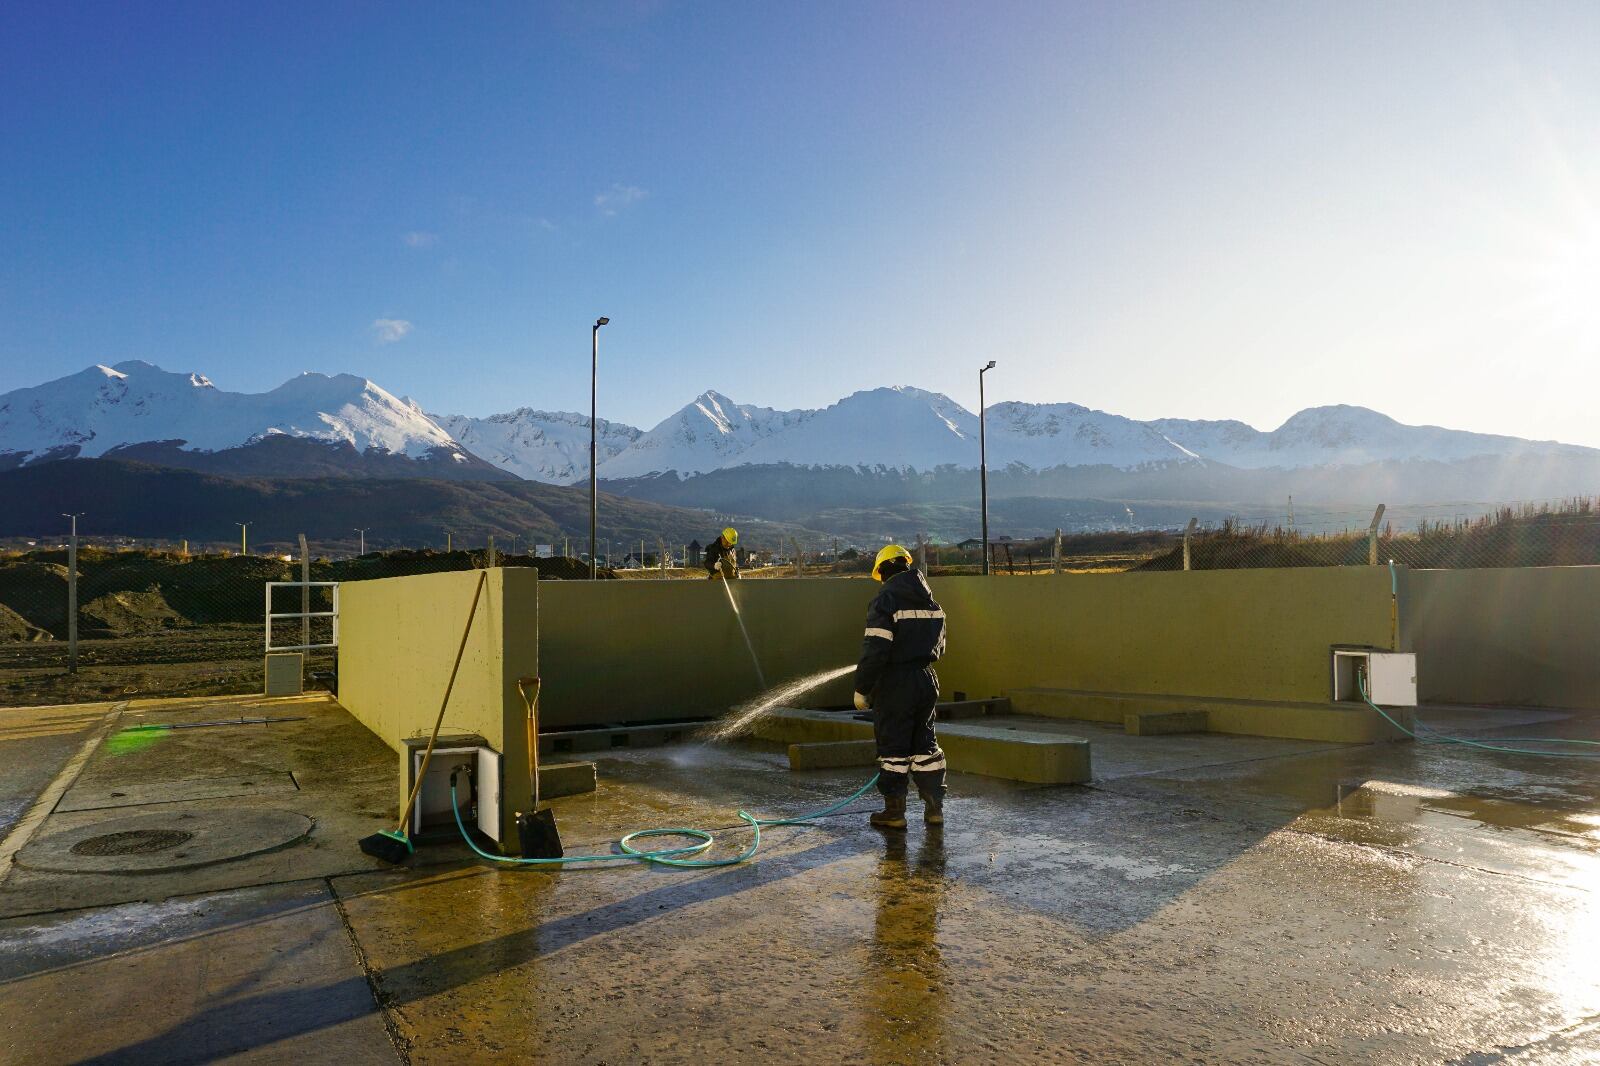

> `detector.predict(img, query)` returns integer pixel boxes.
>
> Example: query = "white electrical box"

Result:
[403,734,501,843]
[1331,647,1417,706]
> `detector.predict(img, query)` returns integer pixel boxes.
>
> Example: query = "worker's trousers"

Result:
[870,664,945,801]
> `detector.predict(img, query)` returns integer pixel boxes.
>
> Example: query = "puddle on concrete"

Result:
[1322,780,1600,842]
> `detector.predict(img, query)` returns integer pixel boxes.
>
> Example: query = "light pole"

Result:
[353,528,369,556]
[979,360,996,576]
[590,316,610,579]
[61,512,82,674]
[236,521,251,556]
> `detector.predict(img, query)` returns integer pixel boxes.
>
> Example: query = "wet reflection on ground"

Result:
[865,827,948,1062]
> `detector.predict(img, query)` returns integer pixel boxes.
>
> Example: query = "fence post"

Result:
[298,533,310,652]
[1368,504,1386,565]
[64,514,79,674]
[1053,529,1062,574]
[487,535,497,568]
[916,534,928,574]
[792,537,803,576]
[1184,517,1197,571]
[659,538,667,578]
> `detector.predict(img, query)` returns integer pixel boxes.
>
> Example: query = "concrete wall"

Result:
[933,566,1398,704]
[534,578,870,728]
[533,567,1399,727]
[338,567,538,843]
[337,566,1403,813]
[1403,566,1600,709]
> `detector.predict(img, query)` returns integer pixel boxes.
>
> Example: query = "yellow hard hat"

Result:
[872,544,913,581]
[722,527,738,545]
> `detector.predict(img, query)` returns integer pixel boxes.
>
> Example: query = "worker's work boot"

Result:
[922,796,944,826]
[870,794,907,830]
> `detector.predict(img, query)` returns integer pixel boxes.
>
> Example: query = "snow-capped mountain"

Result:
[431,408,640,484]
[986,402,1198,468]
[729,387,979,470]
[596,391,809,479]
[6,362,1595,494]
[588,391,1592,480]
[0,361,507,480]
[1150,405,1591,469]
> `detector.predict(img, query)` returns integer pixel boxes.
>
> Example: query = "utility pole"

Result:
[1183,517,1198,571]
[590,316,610,579]
[236,521,251,556]
[61,513,82,674]
[1053,528,1063,574]
[979,359,996,575]
[1287,495,1295,532]
[353,528,368,557]
[445,531,453,553]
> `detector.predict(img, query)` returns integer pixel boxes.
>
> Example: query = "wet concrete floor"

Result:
[2,696,1599,1063]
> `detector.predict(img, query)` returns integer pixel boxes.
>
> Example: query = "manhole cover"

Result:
[71,829,194,856]
[16,809,314,874]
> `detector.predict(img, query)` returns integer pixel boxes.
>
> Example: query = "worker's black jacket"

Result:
[704,538,738,575]
[854,567,945,697]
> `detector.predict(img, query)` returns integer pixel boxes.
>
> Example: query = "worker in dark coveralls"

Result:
[704,527,740,580]
[853,544,946,829]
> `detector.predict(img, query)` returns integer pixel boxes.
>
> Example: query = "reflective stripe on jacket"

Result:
[854,568,945,696]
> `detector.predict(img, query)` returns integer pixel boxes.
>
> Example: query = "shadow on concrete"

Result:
[65,832,861,1063]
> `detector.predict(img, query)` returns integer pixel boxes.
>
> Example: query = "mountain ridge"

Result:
[5,363,1594,491]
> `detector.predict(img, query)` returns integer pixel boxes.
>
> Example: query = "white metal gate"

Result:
[265,581,340,652]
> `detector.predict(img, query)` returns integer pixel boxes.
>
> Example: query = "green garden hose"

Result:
[451,772,882,868]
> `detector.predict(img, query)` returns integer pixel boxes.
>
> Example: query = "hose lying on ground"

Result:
[1362,683,1600,759]
[451,772,882,868]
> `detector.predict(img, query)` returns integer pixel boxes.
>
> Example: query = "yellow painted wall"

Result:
[532,567,1397,726]
[534,578,869,727]
[338,567,539,843]
[935,567,1398,705]
[1403,566,1600,709]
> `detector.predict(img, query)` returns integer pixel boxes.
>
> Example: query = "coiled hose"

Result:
[451,772,882,868]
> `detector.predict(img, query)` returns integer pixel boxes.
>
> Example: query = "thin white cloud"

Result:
[402,231,439,248]
[372,318,413,343]
[594,184,647,216]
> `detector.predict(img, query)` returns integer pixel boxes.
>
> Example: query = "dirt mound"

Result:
[0,561,70,631]
[0,603,53,642]
[80,587,184,635]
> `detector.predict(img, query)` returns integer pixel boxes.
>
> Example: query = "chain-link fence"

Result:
[0,543,597,707]
[6,498,1599,705]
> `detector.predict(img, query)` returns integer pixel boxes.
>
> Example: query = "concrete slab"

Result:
[538,760,596,799]
[326,722,1600,1065]
[3,694,1599,1064]
[0,880,398,1064]
[56,771,299,813]
[1125,709,1208,735]
[789,739,879,770]
[0,695,401,919]
[16,807,314,874]
[753,708,1092,784]
[1010,686,1414,742]
[0,702,115,839]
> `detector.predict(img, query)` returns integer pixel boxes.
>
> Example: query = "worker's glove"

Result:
[853,691,870,712]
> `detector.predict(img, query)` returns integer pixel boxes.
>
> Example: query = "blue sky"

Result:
[3,2,1599,444]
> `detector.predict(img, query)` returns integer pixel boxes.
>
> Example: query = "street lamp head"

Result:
[595,317,610,328]
[983,360,996,371]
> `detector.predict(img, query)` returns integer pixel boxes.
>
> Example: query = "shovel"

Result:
[515,676,563,859]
